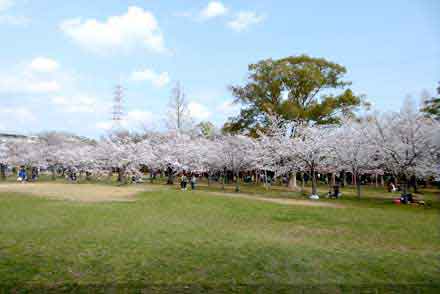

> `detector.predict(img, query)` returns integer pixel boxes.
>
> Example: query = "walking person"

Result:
[181,174,188,190]
[190,175,197,190]
[31,167,38,181]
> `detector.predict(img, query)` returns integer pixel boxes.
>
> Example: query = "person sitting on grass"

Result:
[400,192,413,204]
[327,184,341,199]
[17,167,27,183]
[388,182,397,192]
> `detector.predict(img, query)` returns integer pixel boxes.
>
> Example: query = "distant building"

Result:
[0,133,37,143]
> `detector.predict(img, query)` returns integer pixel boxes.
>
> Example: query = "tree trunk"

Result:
[207,172,211,187]
[341,171,347,187]
[352,173,356,186]
[374,173,378,188]
[301,172,305,193]
[401,174,408,195]
[412,175,418,193]
[0,164,6,180]
[222,169,226,190]
[288,171,297,190]
[264,170,269,190]
[356,180,361,199]
[51,166,56,181]
[117,168,125,183]
[356,172,361,199]
[26,166,31,182]
[235,170,240,192]
[150,170,154,184]
[380,175,384,187]
[311,166,317,196]
[331,172,336,187]
[166,167,174,185]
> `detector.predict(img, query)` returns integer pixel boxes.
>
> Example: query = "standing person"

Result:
[180,174,184,190]
[181,174,188,190]
[31,167,38,181]
[191,175,197,190]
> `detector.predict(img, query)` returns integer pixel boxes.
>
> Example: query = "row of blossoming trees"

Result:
[0,101,439,197]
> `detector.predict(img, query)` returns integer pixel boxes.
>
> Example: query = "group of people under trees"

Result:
[179,173,197,191]
[16,166,38,182]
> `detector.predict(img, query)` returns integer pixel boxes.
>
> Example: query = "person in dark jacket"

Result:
[181,174,188,190]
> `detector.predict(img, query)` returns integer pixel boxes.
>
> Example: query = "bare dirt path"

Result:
[205,191,345,208]
[0,182,153,203]
[0,182,344,207]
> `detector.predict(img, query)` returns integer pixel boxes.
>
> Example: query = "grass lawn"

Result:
[0,180,439,292]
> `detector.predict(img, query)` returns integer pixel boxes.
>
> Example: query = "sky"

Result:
[0,0,439,137]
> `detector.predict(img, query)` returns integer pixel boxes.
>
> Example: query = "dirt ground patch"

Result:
[0,183,152,202]
[207,191,345,208]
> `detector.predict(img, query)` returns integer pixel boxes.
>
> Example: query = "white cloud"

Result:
[30,57,59,73]
[130,69,170,88]
[124,110,154,127]
[227,11,265,32]
[0,106,37,133]
[0,0,13,12]
[0,106,36,122]
[0,1,30,26]
[0,75,60,94]
[217,100,240,117]
[200,1,228,20]
[28,81,61,93]
[96,110,154,131]
[96,121,113,131]
[188,102,212,120]
[0,58,64,94]
[60,6,166,54]
[51,94,103,113]
[0,15,29,25]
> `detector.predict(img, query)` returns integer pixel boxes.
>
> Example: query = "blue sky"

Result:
[0,0,439,137]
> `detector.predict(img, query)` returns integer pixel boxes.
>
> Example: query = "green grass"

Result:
[0,181,439,292]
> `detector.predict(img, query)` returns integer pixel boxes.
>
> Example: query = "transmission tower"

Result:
[112,85,124,130]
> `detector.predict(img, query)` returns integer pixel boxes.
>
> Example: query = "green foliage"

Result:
[196,121,216,138]
[422,82,440,120]
[223,55,365,136]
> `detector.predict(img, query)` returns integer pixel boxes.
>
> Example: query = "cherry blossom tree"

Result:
[368,100,440,193]
[256,116,300,189]
[95,135,147,183]
[291,125,333,197]
[217,135,257,192]
[330,119,383,198]
[1,97,438,199]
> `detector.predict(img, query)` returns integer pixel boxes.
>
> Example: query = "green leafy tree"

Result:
[223,55,365,136]
[422,82,440,120]
[196,121,216,138]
